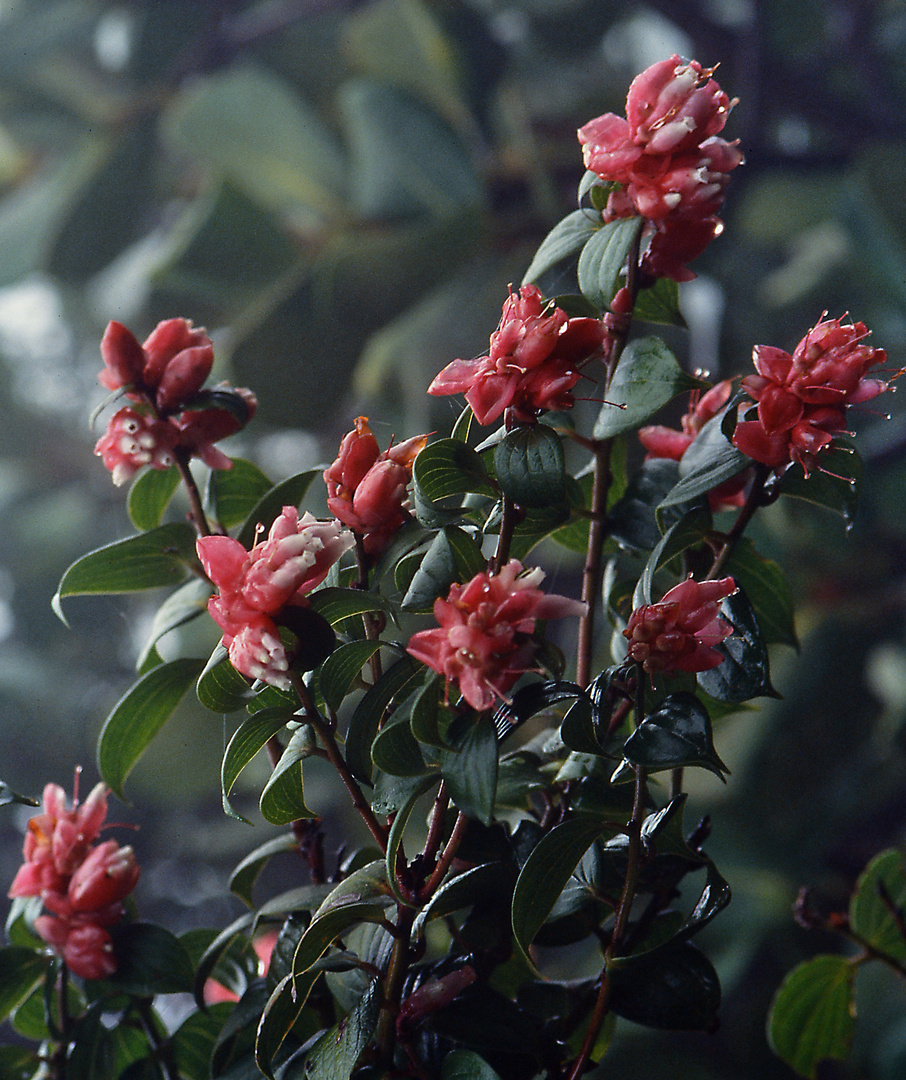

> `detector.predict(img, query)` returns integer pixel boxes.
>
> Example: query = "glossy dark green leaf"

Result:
[577,216,643,310]
[608,942,721,1030]
[408,674,450,747]
[346,655,422,782]
[371,708,430,778]
[230,833,299,906]
[385,774,439,905]
[774,440,863,522]
[438,715,498,825]
[306,586,396,627]
[849,848,906,962]
[97,658,206,799]
[634,505,713,607]
[659,410,751,509]
[0,948,47,1023]
[726,538,798,648]
[197,644,256,713]
[0,1045,35,1080]
[136,578,212,670]
[107,923,195,995]
[414,862,513,936]
[594,336,701,440]
[235,470,321,548]
[53,523,198,620]
[260,728,318,825]
[492,680,584,739]
[402,526,485,612]
[318,639,385,714]
[608,458,681,551]
[441,1049,504,1080]
[127,466,181,531]
[697,587,778,702]
[254,970,321,1080]
[172,1004,234,1080]
[633,276,685,326]
[493,424,566,509]
[191,912,256,1007]
[412,438,495,526]
[305,979,380,1080]
[622,692,728,779]
[511,817,609,963]
[768,955,855,1078]
[0,782,38,809]
[222,707,293,822]
[206,458,274,530]
[522,209,601,287]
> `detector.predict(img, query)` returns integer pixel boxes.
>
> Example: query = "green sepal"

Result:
[493,424,566,509]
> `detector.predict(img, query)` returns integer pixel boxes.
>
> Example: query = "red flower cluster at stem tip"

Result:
[639,379,747,510]
[325,417,428,556]
[8,782,139,980]
[732,315,888,474]
[624,576,737,676]
[406,560,587,711]
[94,318,257,485]
[197,508,354,690]
[427,283,605,426]
[578,55,742,281]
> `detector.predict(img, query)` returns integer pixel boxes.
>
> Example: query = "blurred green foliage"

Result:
[1,0,906,1076]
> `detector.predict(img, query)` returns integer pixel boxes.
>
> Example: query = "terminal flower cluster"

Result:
[579,55,742,281]
[406,560,587,711]
[732,315,888,473]
[624,576,737,676]
[8,782,139,980]
[94,318,257,485]
[325,417,428,556]
[427,283,604,425]
[197,508,354,690]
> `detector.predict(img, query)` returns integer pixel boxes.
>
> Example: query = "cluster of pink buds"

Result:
[197,507,354,689]
[406,560,587,711]
[325,417,428,556]
[578,56,743,282]
[732,315,888,474]
[639,379,747,510]
[94,318,257,485]
[427,283,604,425]
[624,576,737,677]
[8,781,139,980]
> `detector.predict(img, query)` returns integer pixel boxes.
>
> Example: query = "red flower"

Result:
[427,284,604,425]
[623,576,737,676]
[100,319,213,406]
[197,508,354,689]
[406,560,587,711]
[732,316,887,473]
[578,57,742,281]
[325,417,428,555]
[639,380,747,509]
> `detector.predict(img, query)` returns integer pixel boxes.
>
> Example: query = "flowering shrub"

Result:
[1,54,899,1080]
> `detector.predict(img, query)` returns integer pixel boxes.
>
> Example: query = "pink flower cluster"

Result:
[325,417,428,556]
[94,318,257,486]
[427,284,604,425]
[9,782,140,980]
[197,508,354,690]
[639,379,747,510]
[578,56,742,281]
[406,560,587,711]
[732,316,888,473]
[623,576,737,676]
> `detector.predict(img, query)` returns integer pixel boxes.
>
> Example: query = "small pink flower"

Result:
[93,408,178,487]
[61,923,118,982]
[623,577,737,676]
[406,560,586,711]
[325,417,428,555]
[68,840,140,912]
[732,316,887,473]
[197,509,354,688]
[100,319,213,408]
[428,284,604,425]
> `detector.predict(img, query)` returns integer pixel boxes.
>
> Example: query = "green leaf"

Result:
[0,947,47,1023]
[172,1004,234,1080]
[236,470,321,548]
[402,526,485,612]
[305,979,380,1080]
[774,440,863,523]
[306,586,396,627]
[260,729,318,825]
[196,644,256,713]
[136,578,212,670]
[622,692,729,779]
[319,640,385,714]
[292,862,394,976]
[222,708,293,822]
[97,658,206,800]
[53,523,198,619]
[850,849,906,962]
[726,538,798,648]
[0,1045,36,1079]
[230,833,299,906]
[511,817,609,963]
[494,424,566,509]
[442,1050,504,1080]
[577,216,643,310]
[594,337,701,440]
[255,970,322,1080]
[162,65,346,227]
[412,438,495,526]
[608,942,721,1031]
[768,955,855,1078]
[522,209,601,287]
[438,715,498,825]
[346,656,422,782]
[633,276,685,326]
[697,587,778,702]
[127,466,181,531]
[608,458,681,551]
[371,708,430,778]
[414,863,514,936]
[634,506,712,607]
[206,459,273,531]
[107,923,195,995]
[386,775,440,905]
[659,410,751,509]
